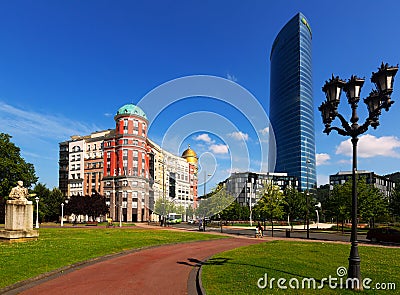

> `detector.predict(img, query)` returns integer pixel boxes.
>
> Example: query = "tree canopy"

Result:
[0,133,38,198]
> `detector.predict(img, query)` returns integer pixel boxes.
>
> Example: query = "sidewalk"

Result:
[8,233,264,295]
[226,222,334,230]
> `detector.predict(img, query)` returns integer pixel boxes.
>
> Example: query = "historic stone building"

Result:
[59,103,198,222]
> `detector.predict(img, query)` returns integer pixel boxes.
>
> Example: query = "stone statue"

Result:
[9,181,30,201]
[1,180,39,241]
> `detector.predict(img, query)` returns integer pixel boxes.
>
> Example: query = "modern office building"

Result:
[329,171,396,199]
[269,12,316,191]
[223,172,299,207]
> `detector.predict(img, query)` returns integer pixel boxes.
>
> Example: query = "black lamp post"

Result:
[319,62,398,289]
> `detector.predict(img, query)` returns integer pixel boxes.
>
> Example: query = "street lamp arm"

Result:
[336,113,352,133]
[356,119,372,136]
[324,126,348,136]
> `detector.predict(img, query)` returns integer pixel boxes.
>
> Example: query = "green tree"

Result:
[185,204,195,220]
[254,181,286,236]
[389,185,400,222]
[0,197,5,223]
[220,201,241,224]
[32,184,65,222]
[284,186,306,230]
[316,184,330,207]
[32,183,51,222]
[325,182,351,232]
[48,188,66,222]
[357,178,389,227]
[196,186,235,220]
[0,133,38,198]
[65,195,86,222]
[86,192,109,221]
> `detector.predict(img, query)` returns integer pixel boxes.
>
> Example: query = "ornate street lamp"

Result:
[319,62,398,289]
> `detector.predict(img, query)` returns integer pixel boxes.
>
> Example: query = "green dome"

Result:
[116,104,147,119]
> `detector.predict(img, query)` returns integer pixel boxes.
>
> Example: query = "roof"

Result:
[116,104,147,119]
[181,145,198,163]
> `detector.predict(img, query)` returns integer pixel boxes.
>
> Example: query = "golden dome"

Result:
[182,145,198,164]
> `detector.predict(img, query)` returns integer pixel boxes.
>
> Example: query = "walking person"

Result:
[257,222,263,238]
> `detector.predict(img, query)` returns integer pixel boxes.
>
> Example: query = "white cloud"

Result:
[259,127,269,135]
[336,134,400,158]
[0,101,98,140]
[316,153,331,166]
[228,131,249,141]
[226,73,238,82]
[194,133,214,144]
[209,144,229,154]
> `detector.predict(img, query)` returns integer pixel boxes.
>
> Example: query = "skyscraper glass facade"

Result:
[269,12,316,191]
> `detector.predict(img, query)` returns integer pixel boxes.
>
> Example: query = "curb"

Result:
[188,255,211,295]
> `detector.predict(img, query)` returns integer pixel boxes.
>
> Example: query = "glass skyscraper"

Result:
[269,12,316,191]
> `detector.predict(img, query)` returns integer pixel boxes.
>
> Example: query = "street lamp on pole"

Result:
[202,171,211,231]
[319,62,398,289]
[35,196,39,229]
[315,202,321,229]
[61,203,64,227]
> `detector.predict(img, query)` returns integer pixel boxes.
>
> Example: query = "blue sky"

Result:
[1,0,400,190]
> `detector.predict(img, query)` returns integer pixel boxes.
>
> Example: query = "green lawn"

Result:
[202,241,400,294]
[0,227,223,288]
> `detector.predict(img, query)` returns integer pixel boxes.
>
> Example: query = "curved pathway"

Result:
[15,237,264,295]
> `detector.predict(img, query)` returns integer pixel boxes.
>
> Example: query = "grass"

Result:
[202,241,400,294]
[0,227,223,289]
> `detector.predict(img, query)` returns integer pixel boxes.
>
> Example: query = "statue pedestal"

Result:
[0,200,39,242]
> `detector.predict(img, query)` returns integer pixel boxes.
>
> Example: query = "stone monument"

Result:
[0,181,39,242]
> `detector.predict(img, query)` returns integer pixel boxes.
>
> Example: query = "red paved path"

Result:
[19,237,264,295]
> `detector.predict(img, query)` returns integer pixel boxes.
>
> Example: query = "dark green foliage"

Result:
[65,193,109,221]
[389,185,400,221]
[86,192,109,219]
[30,184,66,222]
[0,196,5,223]
[0,133,38,198]
[324,177,389,229]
